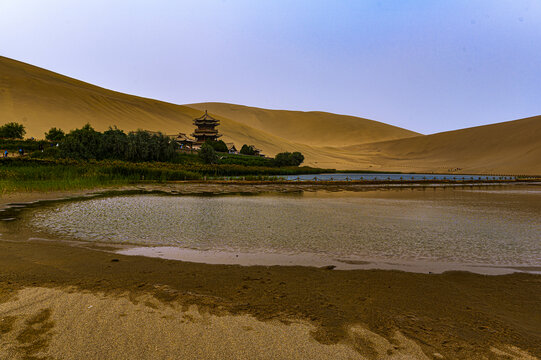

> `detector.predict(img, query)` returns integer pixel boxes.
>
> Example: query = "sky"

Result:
[1,0,540,134]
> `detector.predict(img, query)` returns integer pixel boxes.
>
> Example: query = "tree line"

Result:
[57,124,176,161]
[2,122,305,167]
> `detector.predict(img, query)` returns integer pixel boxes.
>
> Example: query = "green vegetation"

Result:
[198,143,218,164]
[217,153,275,167]
[0,139,48,152]
[44,127,65,142]
[0,158,201,192]
[59,124,176,162]
[240,144,257,155]
[274,152,304,166]
[0,122,334,193]
[205,139,228,153]
[0,157,332,193]
[0,156,330,194]
[0,122,26,139]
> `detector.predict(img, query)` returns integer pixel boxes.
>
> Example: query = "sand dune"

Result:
[0,57,197,135]
[1,56,539,174]
[343,116,541,175]
[0,56,413,168]
[188,102,419,147]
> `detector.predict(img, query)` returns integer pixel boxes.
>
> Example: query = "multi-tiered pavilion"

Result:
[191,110,221,145]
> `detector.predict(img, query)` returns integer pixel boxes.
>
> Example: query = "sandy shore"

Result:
[1,185,540,359]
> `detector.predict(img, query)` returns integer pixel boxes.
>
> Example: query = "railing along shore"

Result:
[178,177,541,184]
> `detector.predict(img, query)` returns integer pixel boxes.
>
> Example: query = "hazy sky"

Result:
[1,0,540,134]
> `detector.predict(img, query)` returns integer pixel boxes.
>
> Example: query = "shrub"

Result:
[0,139,47,152]
[29,146,61,159]
[218,153,275,167]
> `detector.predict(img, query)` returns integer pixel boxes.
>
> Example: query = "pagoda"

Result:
[191,110,221,145]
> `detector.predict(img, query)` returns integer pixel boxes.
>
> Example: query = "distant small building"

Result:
[173,133,195,150]
[226,143,238,154]
[142,130,195,150]
[252,147,263,157]
[191,110,221,145]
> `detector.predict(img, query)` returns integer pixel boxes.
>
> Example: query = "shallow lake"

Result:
[26,185,541,274]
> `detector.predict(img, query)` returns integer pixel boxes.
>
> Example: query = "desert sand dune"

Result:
[1,56,539,174]
[0,56,409,168]
[343,116,541,175]
[188,102,420,147]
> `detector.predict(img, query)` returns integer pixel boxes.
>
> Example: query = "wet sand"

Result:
[1,184,540,359]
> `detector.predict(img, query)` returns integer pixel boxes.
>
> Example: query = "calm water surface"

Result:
[28,186,541,272]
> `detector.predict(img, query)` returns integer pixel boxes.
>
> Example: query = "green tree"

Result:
[0,122,26,139]
[290,152,305,166]
[99,127,128,159]
[274,152,292,167]
[125,131,176,162]
[45,127,65,142]
[274,151,304,166]
[126,130,151,162]
[199,143,218,164]
[205,139,228,153]
[240,144,256,155]
[60,124,101,160]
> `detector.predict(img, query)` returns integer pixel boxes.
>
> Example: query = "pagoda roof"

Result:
[194,110,219,122]
[192,129,220,134]
[174,133,194,142]
[191,130,221,136]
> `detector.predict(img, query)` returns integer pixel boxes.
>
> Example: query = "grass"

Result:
[0,159,201,193]
[0,139,49,152]
[0,158,335,193]
[0,178,132,193]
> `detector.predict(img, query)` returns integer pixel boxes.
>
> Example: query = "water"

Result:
[281,173,515,181]
[27,186,541,273]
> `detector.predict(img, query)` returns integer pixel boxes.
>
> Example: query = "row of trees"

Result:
[58,124,176,162]
[2,122,305,167]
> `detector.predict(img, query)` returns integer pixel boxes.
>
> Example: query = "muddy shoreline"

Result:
[1,183,540,359]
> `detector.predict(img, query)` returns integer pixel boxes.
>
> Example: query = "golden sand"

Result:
[2,56,540,174]
[188,102,420,147]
